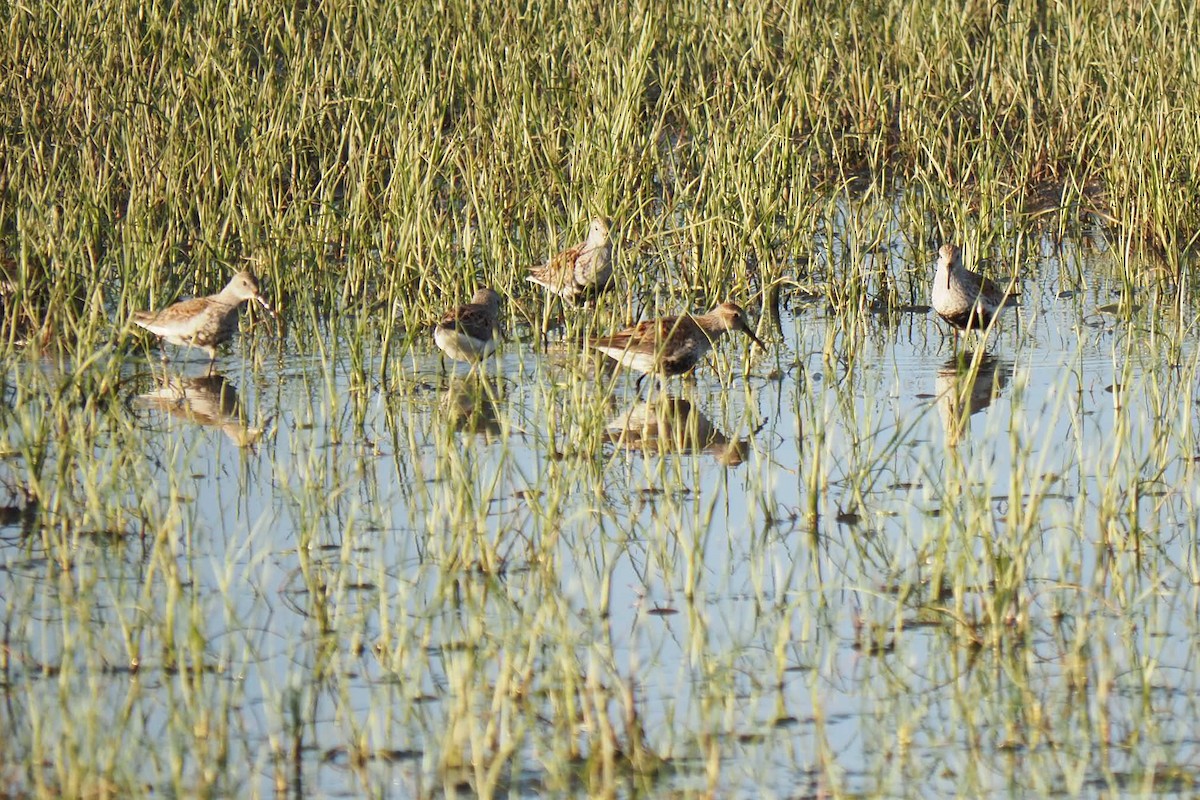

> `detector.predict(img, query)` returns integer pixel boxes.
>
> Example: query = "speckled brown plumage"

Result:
[591,302,764,380]
[132,270,274,362]
[527,217,613,303]
[433,288,502,363]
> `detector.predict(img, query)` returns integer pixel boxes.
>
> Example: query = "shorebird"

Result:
[132,270,274,368]
[591,302,764,390]
[931,244,1019,334]
[433,288,502,364]
[527,217,613,303]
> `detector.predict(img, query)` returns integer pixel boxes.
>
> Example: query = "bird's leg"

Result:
[560,296,579,328]
[538,295,557,344]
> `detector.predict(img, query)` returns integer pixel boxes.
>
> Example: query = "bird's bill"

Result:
[255,296,278,318]
[743,327,766,351]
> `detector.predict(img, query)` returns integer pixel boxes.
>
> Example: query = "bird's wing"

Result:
[592,316,685,353]
[530,244,583,287]
[975,271,1019,304]
[132,296,210,327]
[441,303,495,341]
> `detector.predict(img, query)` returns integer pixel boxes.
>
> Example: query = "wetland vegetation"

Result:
[5,0,1200,796]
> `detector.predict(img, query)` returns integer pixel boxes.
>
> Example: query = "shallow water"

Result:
[4,236,1200,797]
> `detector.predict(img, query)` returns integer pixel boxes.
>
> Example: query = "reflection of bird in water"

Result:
[605,395,750,465]
[935,352,1012,446]
[137,372,262,447]
[439,380,502,437]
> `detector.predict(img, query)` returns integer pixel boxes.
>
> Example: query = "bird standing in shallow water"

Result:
[931,244,1019,334]
[591,302,764,391]
[132,270,275,370]
[527,217,614,303]
[433,288,502,364]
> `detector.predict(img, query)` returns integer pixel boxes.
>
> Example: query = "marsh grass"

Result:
[7,0,1200,797]
[7,0,1200,353]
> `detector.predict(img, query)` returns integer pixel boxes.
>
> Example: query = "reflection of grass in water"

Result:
[6,0,1200,795]
[5,286,1200,795]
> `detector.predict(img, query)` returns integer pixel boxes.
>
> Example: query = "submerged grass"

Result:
[5,250,1200,797]
[6,0,1200,797]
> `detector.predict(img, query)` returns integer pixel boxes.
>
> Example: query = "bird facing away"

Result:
[591,302,764,385]
[132,270,274,363]
[931,244,1019,333]
[433,288,502,363]
[527,217,613,303]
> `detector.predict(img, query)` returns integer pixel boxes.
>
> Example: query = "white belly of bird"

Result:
[593,346,659,375]
[435,327,496,362]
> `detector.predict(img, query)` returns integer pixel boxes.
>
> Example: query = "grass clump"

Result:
[7,1,1200,797]
[5,0,1200,344]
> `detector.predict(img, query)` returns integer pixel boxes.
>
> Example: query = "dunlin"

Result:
[132,270,274,364]
[591,302,763,388]
[433,288,502,363]
[527,217,613,303]
[931,244,1019,333]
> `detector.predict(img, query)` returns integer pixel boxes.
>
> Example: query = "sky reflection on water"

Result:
[4,241,1200,797]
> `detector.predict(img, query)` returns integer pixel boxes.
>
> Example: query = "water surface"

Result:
[4,235,1200,798]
